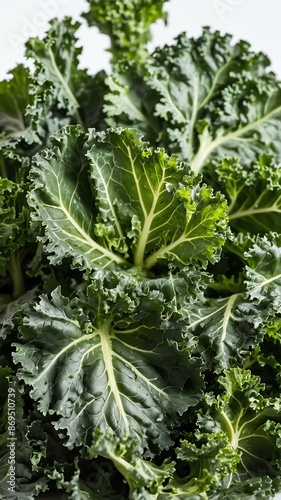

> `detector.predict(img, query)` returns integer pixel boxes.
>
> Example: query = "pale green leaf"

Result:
[161,432,239,498]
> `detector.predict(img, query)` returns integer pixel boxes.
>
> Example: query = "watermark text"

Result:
[213,0,244,19]
[6,383,17,494]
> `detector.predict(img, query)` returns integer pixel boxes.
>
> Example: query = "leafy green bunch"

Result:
[0,1,281,498]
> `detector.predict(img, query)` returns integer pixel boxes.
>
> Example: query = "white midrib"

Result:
[106,77,158,133]
[190,105,281,175]
[227,185,244,214]
[48,47,84,128]
[155,59,233,159]
[229,204,281,220]
[100,323,130,431]
[127,145,163,267]
[144,232,186,270]
[133,190,160,267]
[237,413,262,440]
[58,202,127,266]
[32,330,96,385]
[188,295,238,344]
[221,408,244,450]
[198,60,233,112]
[190,269,281,329]
[155,78,186,123]
[4,125,32,140]
[220,294,238,344]
[112,455,135,480]
[127,146,147,217]
[121,87,147,123]
[255,272,281,289]
[143,224,215,270]
[221,410,238,449]
[188,301,228,329]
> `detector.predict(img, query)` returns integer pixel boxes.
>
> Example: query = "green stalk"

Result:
[0,155,7,178]
[8,251,25,299]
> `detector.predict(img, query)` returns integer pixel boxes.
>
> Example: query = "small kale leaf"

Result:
[198,368,281,485]
[215,157,281,235]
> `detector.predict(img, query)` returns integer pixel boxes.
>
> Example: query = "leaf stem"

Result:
[0,155,7,178]
[190,104,281,174]
[8,251,25,299]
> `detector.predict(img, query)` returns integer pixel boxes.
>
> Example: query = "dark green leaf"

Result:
[13,281,203,449]
[216,158,281,234]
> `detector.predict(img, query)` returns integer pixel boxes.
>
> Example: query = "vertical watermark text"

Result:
[6,381,17,495]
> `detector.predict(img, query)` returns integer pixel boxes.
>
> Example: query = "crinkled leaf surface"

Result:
[83,0,168,64]
[185,292,264,372]
[87,128,228,270]
[0,178,30,270]
[28,126,128,271]
[0,289,37,340]
[87,429,174,495]
[0,373,49,500]
[245,233,281,314]
[185,233,281,372]
[0,19,107,181]
[105,28,281,174]
[13,278,203,449]
[0,177,36,301]
[1,3,281,497]
[46,457,125,500]
[160,432,239,498]
[208,476,280,500]
[216,158,281,234]
[26,18,84,126]
[0,66,37,151]
[104,62,159,142]
[29,126,228,273]
[252,317,281,388]
[0,178,23,275]
[26,18,108,134]
[198,368,281,482]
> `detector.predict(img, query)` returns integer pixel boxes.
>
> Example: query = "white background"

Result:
[1,1,281,498]
[1,0,281,79]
